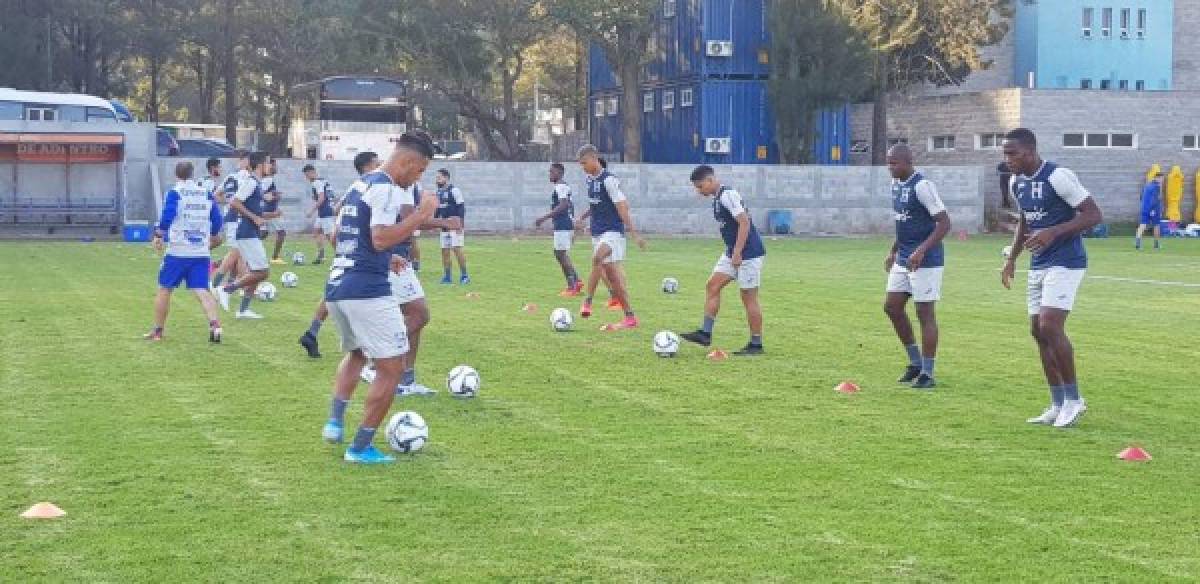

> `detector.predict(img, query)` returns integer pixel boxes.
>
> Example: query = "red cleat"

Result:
[559,287,580,298]
[606,298,623,311]
[572,281,584,294]
[580,301,593,318]
[616,315,639,329]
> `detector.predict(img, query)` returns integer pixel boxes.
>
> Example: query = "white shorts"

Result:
[234,237,269,271]
[713,254,764,289]
[327,297,409,359]
[223,221,239,243]
[314,217,336,234]
[553,230,574,251]
[886,265,944,303]
[389,266,426,305]
[591,232,626,264]
[440,230,465,249]
[265,219,285,233]
[414,230,423,237]
[1027,267,1086,315]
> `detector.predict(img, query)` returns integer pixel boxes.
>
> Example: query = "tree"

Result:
[125,0,185,121]
[830,0,1010,163]
[552,0,658,162]
[767,0,872,164]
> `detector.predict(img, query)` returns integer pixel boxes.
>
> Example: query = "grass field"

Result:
[2,234,1199,582]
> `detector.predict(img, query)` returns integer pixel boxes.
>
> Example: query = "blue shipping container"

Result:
[812,104,850,165]
[588,45,620,93]
[589,91,625,158]
[696,80,777,164]
[699,0,769,80]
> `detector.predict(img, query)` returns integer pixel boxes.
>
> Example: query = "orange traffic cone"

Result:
[20,502,66,519]
[834,381,860,394]
[1117,446,1152,461]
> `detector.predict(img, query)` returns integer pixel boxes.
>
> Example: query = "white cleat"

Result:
[396,383,437,397]
[216,287,232,312]
[1053,399,1087,428]
[235,310,264,320]
[360,366,377,384]
[1026,406,1061,425]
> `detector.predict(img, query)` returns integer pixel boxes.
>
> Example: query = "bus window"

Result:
[320,104,406,124]
[59,105,87,122]
[87,107,117,122]
[0,102,22,120]
[26,106,57,121]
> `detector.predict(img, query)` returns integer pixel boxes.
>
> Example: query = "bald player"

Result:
[883,144,951,390]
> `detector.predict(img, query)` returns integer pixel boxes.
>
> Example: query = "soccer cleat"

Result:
[460,275,471,285]
[360,366,377,384]
[235,310,264,320]
[910,373,936,390]
[559,287,581,298]
[616,315,639,329]
[580,301,593,318]
[734,343,765,356]
[680,330,712,347]
[270,258,286,265]
[439,276,453,285]
[322,420,344,443]
[897,365,922,383]
[396,383,437,397]
[143,330,163,341]
[343,445,394,464]
[1026,406,1061,425]
[606,298,623,311]
[209,327,222,343]
[1053,399,1087,428]
[216,287,232,312]
[299,332,321,358]
[312,258,324,265]
[573,281,584,294]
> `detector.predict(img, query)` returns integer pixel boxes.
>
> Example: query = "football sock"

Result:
[211,273,226,288]
[308,319,322,336]
[444,267,452,280]
[624,310,634,318]
[239,295,252,313]
[1135,238,1142,249]
[460,269,468,279]
[209,319,220,329]
[412,261,421,272]
[350,426,376,452]
[152,326,164,335]
[1154,240,1161,249]
[585,295,594,304]
[701,316,715,335]
[905,344,921,367]
[1049,385,1066,407]
[1063,383,1081,401]
[401,368,415,386]
[921,357,935,376]
[750,334,763,346]
[329,398,348,424]
[316,247,325,260]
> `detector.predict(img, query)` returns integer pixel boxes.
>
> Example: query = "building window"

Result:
[1119,80,1129,90]
[26,107,55,121]
[1136,80,1146,91]
[607,97,619,116]
[1102,7,1112,36]
[1086,133,1109,147]
[976,133,1006,150]
[1065,132,1137,149]
[1184,135,1199,150]
[1081,79,1093,89]
[1137,8,1147,37]
[680,88,694,107]
[642,92,654,113]
[594,99,605,118]
[888,137,909,147]
[661,90,675,110]
[929,135,956,152]
[1099,79,1112,90]
[1111,133,1135,148]
[1120,8,1131,37]
[663,0,676,18]
[1082,7,1094,37]
[1064,134,1086,147]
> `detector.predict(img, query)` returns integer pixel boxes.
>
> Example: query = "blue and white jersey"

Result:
[221,169,251,226]
[585,170,626,236]
[232,174,264,240]
[325,170,407,301]
[892,172,946,268]
[713,187,765,260]
[200,176,218,196]
[260,177,280,215]
[158,180,222,258]
[312,178,335,218]
[392,183,421,260]
[1011,161,1092,270]
[550,182,574,231]
[436,184,464,223]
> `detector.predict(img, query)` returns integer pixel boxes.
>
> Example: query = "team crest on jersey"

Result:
[896,187,912,203]
[894,210,912,222]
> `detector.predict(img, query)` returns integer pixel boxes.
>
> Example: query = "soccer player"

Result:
[880,144,951,389]
[435,169,469,284]
[200,157,222,196]
[1135,171,1163,250]
[321,132,438,464]
[261,158,289,264]
[574,145,646,330]
[216,151,272,319]
[1001,128,1103,428]
[306,163,336,265]
[534,162,582,296]
[300,152,381,359]
[679,165,767,355]
[211,149,251,292]
[146,161,224,342]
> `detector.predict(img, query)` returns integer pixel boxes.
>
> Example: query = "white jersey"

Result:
[164,180,218,258]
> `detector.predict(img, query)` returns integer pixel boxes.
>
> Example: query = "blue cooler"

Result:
[123,221,152,242]
[767,210,793,235]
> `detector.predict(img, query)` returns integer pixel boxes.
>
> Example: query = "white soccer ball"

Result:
[281,271,299,288]
[662,277,680,294]
[291,251,306,265]
[255,282,278,302]
[446,365,481,398]
[550,307,573,332]
[1001,245,1013,259]
[653,330,681,358]
[385,411,428,454]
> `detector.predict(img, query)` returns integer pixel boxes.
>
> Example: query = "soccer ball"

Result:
[255,282,277,302]
[281,271,299,288]
[447,365,481,398]
[1001,245,1013,259]
[653,331,681,357]
[385,411,428,454]
[291,251,306,265]
[550,307,573,332]
[662,277,680,294]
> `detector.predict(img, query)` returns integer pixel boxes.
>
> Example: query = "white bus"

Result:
[0,88,120,123]
[289,76,409,160]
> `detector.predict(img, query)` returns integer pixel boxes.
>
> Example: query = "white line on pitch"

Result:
[1088,275,1200,288]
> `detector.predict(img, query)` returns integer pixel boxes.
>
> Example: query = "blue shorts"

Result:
[158,256,210,289]
[1140,212,1160,225]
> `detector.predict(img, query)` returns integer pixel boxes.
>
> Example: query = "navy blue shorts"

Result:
[158,256,210,289]
[1140,213,1160,226]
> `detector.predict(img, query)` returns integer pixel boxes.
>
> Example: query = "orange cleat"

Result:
[606,298,623,311]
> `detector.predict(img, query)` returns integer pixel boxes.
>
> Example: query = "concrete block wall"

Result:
[1174,0,1200,91]
[153,159,986,236]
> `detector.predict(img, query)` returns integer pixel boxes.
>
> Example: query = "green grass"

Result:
[2,235,1199,582]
